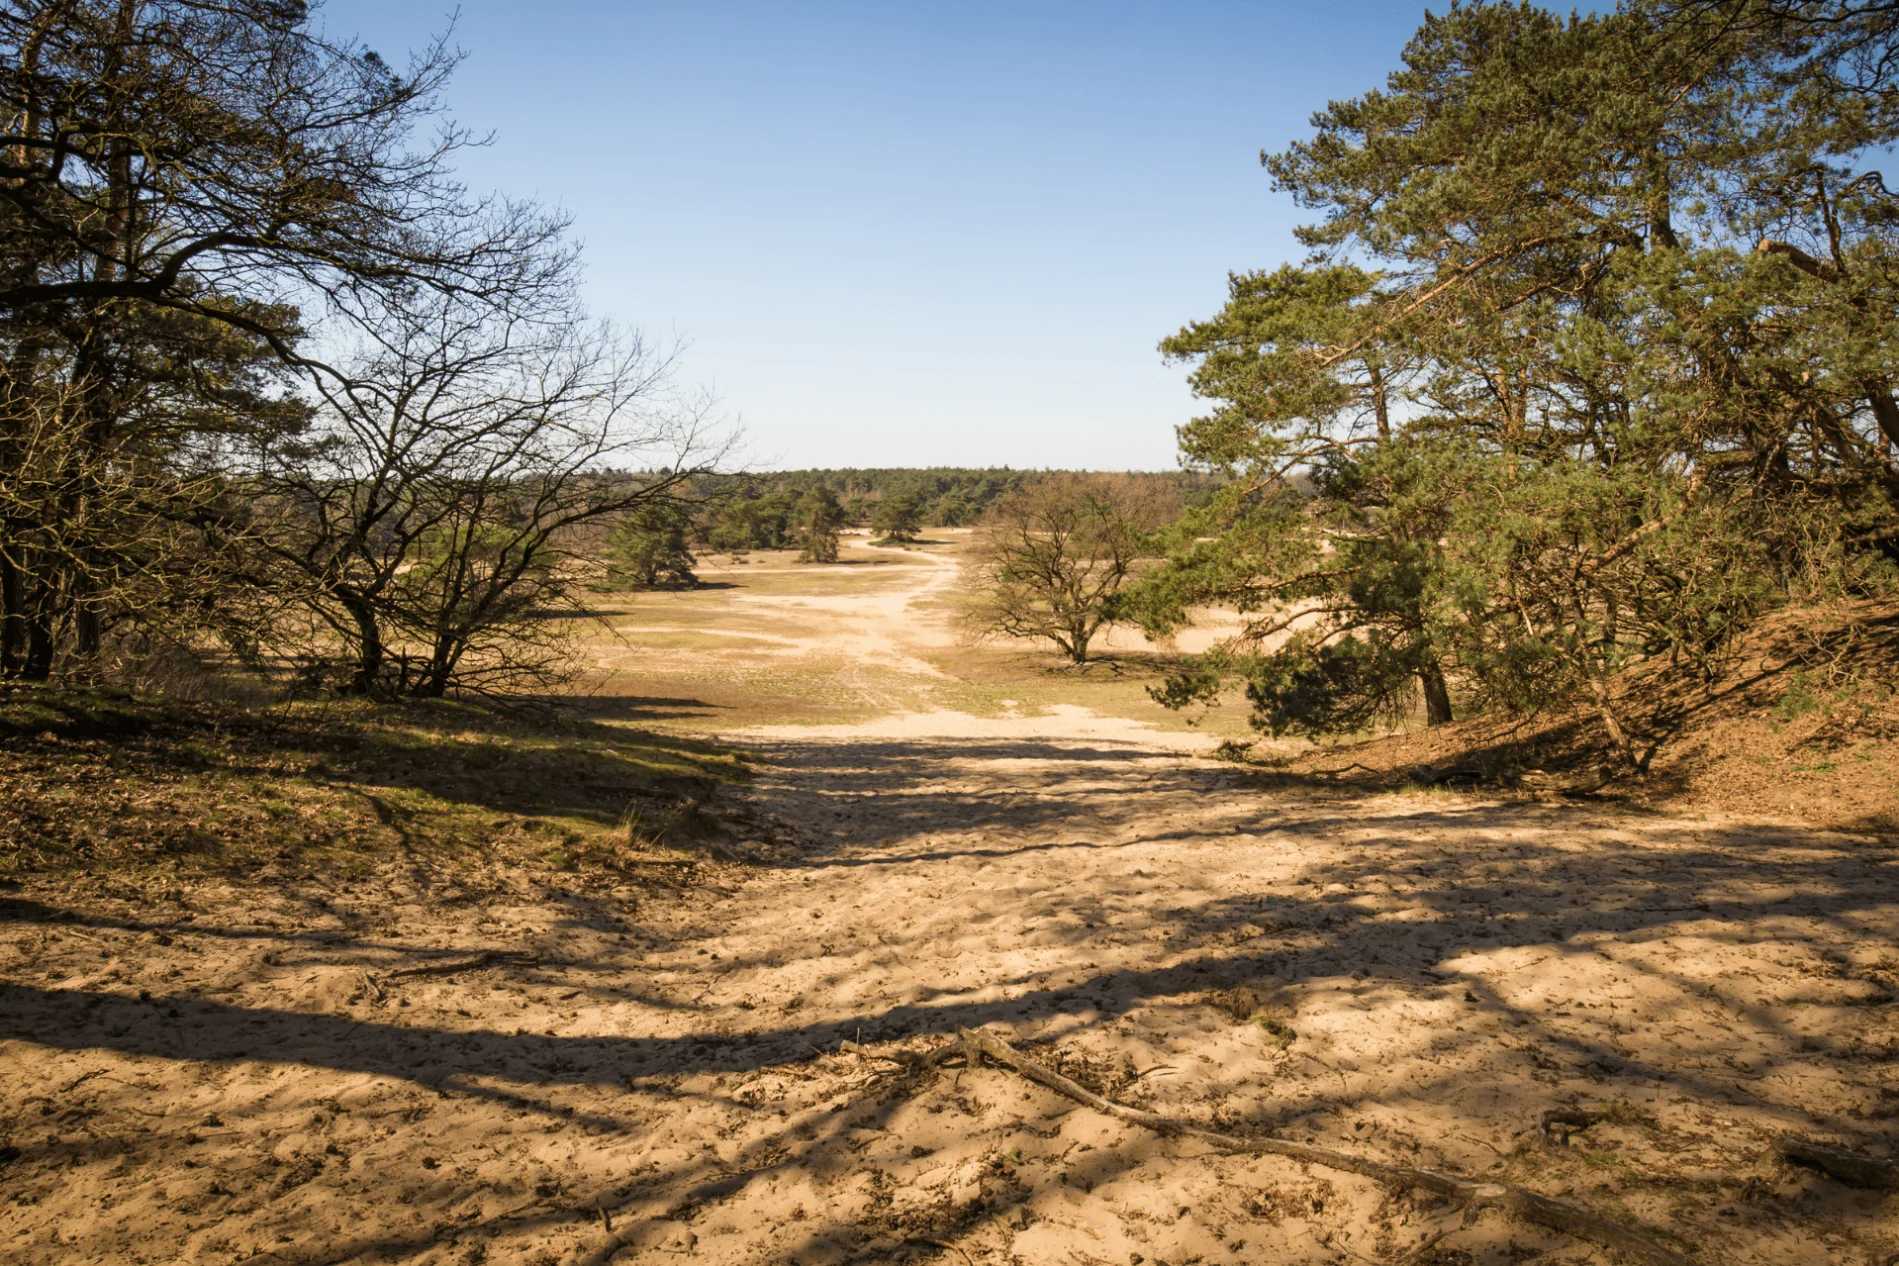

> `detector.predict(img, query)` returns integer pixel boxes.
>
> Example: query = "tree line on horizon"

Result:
[595,468,1212,594]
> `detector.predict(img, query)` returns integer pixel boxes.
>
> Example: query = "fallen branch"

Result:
[1774,1135,1899,1189]
[946,1027,1692,1266]
[378,950,539,981]
[907,1238,974,1266]
[1392,1213,1470,1266]
[1518,766,1611,795]
[1407,763,1490,787]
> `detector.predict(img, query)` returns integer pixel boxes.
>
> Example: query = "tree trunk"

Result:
[418,648,454,698]
[23,611,53,680]
[1588,675,1640,769]
[60,19,135,679]
[1864,378,1899,456]
[1067,621,1093,664]
[1368,362,1390,442]
[1419,665,1453,727]
[342,596,384,695]
[0,550,22,677]
[73,603,101,677]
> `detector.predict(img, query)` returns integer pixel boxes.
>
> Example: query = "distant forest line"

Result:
[678,468,1221,538]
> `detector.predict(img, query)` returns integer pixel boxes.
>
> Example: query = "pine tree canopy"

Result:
[1138,0,1899,761]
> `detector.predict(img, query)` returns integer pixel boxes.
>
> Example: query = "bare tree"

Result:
[965,474,1176,663]
[251,287,725,697]
[0,0,569,679]
[0,1,559,331]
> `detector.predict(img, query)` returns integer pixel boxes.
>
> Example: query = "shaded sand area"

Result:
[4,537,1897,1265]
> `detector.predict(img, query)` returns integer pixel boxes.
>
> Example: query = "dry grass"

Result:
[576,532,1257,739]
[1252,599,1899,834]
[0,685,753,885]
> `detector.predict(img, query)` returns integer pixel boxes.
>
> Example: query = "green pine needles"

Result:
[1136,0,1899,765]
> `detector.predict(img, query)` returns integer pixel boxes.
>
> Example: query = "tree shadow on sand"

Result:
[4,731,1895,1263]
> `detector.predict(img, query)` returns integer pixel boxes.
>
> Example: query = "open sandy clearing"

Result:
[3,546,1896,1266]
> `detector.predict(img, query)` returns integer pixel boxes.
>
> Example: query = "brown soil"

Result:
[3,563,1896,1266]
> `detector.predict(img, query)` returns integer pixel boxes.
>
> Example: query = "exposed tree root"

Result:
[1774,1135,1899,1189]
[944,1027,1693,1266]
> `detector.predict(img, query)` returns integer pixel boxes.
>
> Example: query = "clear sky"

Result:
[317,2,1441,471]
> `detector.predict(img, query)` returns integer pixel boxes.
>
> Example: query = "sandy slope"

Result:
[3,551,1897,1265]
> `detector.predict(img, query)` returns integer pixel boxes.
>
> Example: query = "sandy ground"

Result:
[4,546,1898,1265]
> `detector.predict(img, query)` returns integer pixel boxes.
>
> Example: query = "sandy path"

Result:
[4,554,1897,1264]
[5,739,1896,1265]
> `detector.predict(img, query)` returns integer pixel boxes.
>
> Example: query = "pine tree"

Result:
[793,485,845,563]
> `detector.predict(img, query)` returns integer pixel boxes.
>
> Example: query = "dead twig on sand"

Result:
[942,1027,1692,1266]
[1775,1135,1899,1189]
[908,1238,974,1266]
[57,1068,107,1094]
[378,950,539,982]
[1391,1198,1490,1266]
[839,1040,952,1076]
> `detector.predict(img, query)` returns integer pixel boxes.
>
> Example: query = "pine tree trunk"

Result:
[1420,665,1453,727]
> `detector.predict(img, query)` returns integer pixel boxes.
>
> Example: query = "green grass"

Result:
[1773,670,1826,723]
[1252,1013,1296,1046]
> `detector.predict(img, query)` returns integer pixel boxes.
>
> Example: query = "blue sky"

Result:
[318,2,1442,470]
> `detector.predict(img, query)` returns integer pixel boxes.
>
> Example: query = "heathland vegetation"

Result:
[4,4,1899,1266]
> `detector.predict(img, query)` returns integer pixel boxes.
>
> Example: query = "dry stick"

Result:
[948,1028,1692,1266]
[379,950,539,981]
[57,1068,107,1094]
[1539,1108,1607,1145]
[909,1238,975,1266]
[1774,1135,1899,1190]
[1392,1217,1465,1266]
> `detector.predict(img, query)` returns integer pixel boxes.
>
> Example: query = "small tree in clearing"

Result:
[793,485,845,562]
[871,493,924,543]
[605,500,697,589]
[967,475,1175,663]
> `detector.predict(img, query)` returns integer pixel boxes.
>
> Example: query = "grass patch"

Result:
[1773,671,1827,724]
[0,684,749,884]
[1252,1013,1297,1047]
